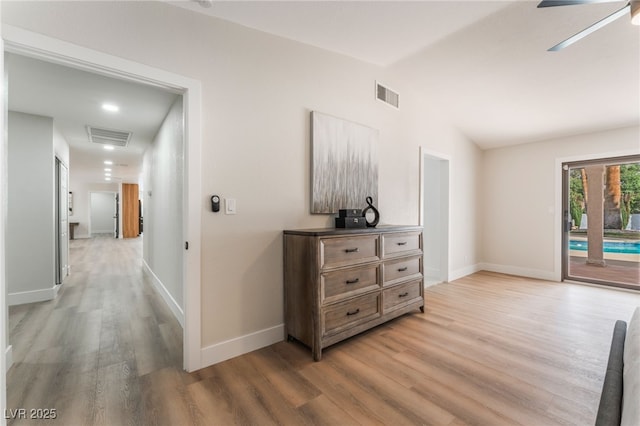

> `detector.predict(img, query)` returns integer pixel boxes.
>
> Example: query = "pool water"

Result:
[569,240,640,255]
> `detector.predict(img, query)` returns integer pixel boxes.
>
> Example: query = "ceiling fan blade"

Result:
[538,0,622,7]
[548,3,630,50]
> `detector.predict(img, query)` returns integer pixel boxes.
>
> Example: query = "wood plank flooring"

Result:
[7,235,640,425]
[569,256,639,288]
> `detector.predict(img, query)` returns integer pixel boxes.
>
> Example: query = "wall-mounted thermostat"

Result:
[211,195,220,212]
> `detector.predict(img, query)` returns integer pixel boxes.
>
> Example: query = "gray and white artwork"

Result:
[311,111,378,214]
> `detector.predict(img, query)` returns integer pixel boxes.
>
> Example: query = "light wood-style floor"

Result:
[7,235,640,425]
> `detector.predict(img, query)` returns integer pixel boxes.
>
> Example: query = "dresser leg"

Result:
[420,305,425,313]
[287,334,295,342]
[312,348,322,362]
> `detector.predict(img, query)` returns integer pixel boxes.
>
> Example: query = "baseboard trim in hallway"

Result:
[7,284,60,306]
[143,259,184,328]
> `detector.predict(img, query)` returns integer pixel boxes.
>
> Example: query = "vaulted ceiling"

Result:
[6,1,639,186]
[172,0,639,148]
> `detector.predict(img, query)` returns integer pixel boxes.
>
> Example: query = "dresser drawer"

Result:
[321,265,380,304]
[383,280,423,313]
[383,255,422,286]
[382,232,422,258]
[320,235,380,269]
[323,293,380,336]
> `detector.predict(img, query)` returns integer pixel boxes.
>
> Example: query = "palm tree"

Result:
[604,165,622,229]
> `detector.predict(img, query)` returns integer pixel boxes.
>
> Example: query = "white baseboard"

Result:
[449,263,481,282]
[8,284,60,306]
[201,324,284,367]
[142,260,184,328]
[5,345,13,372]
[423,266,440,276]
[479,263,557,282]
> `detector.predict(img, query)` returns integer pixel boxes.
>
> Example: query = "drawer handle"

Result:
[346,308,360,316]
[398,292,409,298]
[346,278,360,285]
[397,241,408,246]
[345,248,360,253]
[398,266,408,272]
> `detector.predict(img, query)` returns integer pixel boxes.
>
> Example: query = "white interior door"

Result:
[90,192,117,236]
[421,151,450,285]
[56,159,69,284]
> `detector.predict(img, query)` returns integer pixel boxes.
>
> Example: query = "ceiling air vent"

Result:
[376,81,399,109]
[86,125,132,147]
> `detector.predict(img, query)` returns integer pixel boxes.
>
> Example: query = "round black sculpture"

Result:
[362,196,379,228]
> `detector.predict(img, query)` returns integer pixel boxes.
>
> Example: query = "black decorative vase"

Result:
[362,196,379,228]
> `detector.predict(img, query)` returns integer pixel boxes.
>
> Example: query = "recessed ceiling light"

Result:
[102,103,119,112]
[104,168,111,172]
[104,160,113,165]
[105,173,111,177]
[103,145,115,151]
[105,177,112,181]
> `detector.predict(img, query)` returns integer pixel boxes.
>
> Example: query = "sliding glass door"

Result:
[562,156,640,289]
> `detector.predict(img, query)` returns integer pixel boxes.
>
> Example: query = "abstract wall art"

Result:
[311,111,378,214]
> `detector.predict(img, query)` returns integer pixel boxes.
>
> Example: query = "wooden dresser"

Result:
[284,225,424,360]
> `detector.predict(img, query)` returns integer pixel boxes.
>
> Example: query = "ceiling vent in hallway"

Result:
[86,125,132,147]
[376,81,399,109]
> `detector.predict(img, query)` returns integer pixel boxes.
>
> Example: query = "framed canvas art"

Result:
[311,111,378,214]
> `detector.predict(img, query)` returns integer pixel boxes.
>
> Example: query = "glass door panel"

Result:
[563,158,640,289]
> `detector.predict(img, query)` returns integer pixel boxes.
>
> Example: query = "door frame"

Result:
[418,147,451,285]
[561,155,640,289]
[554,149,639,283]
[3,25,203,372]
[55,157,69,284]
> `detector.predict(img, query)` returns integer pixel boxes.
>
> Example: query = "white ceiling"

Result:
[172,0,640,148]
[172,0,515,66]
[6,53,179,184]
[5,0,639,184]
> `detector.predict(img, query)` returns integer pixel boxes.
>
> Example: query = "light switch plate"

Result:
[225,198,236,215]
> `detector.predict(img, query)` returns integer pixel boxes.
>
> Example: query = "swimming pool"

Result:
[569,240,640,255]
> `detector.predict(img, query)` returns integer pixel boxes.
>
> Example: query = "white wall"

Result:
[143,97,183,310]
[386,57,484,281]
[6,111,56,302]
[0,1,484,364]
[52,123,69,166]
[480,126,640,280]
[89,192,115,234]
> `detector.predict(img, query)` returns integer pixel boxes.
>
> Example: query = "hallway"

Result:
[7,235,184,425]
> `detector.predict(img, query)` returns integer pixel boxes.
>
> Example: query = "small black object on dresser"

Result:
[336,209,366,228]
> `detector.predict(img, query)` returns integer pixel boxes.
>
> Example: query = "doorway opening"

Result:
[562,155,640,289]
[3,27,202,372]
[420,148,450,285]
[90,191,118,237]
